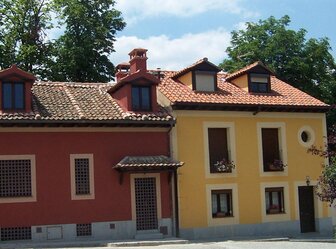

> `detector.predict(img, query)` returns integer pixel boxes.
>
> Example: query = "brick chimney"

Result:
[129,48,148,74]
[115,62,130,82]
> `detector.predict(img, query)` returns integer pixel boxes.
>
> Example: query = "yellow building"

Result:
[158,60,333,239]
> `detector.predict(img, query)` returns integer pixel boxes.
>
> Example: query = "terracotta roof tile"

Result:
[114,155,184,170]
[158,71,328,110]
[0,82,173,124]
[225,61,274,81]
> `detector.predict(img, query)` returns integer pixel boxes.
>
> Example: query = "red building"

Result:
[0,49,182,242]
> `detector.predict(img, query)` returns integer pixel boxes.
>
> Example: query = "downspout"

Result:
[167,120,180,237]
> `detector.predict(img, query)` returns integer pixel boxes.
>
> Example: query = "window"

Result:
[76,224,92,237]
[298,126,315,147]
[208,128,232,173]
[70,154,94,200]
[211,190,233,218]
[265,187,285,214]
[2,82,25,110]
[249,73,269,93]
[1,227,32,241]
[0,155,36,203]
[194,72,216,92]
[261,128,283,171]
[131,86,151,111]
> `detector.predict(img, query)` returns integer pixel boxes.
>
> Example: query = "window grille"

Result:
[0,160,32,197]
[74,158,90,195]
[76,224,92,236]
[0,227,32,241]
[135,177,158,230]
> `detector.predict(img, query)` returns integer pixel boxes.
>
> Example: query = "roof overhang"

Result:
[172,102,331,113]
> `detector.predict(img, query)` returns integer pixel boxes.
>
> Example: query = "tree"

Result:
[49,0,125,82]
[0,0,54,78]
[220,15,336,125]
[308,125,336,205]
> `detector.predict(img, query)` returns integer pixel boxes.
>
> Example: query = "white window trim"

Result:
[206,183,239,226]
[294,180,322,220]
[70,154,95,200]
[297,126,316,148]
[130,173,162,222]
[0,155,37,203]
[257,122,288,176]
[260,182,290,223]
[203,122,237,178]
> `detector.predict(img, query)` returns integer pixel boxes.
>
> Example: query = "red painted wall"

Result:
[0,131,172,227]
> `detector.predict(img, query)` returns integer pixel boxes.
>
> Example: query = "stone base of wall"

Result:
[1,218,173,242]
[180,218,333,240]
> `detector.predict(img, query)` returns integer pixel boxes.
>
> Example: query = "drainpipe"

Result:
[167,120,180,237]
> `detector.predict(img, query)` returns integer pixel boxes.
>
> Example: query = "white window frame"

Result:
[257,122,288,176]
[203,122,237,178]
[70,154,95,200]
[0,155,37,203]
[297,125,316,148]
[206,183,239,226]
[260,182,290,223]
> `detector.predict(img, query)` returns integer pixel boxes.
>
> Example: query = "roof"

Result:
[0,82,173,126]
[113,155,184,171]
[225,61,274,81]
[109,70,159,93]
[172,58,220,79]
[159,70,329,112]
[0,64,36,81]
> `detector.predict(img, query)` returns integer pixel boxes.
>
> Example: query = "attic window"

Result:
[131,86,151,111]
[2,82,25,110]
[194,71,216,92]
[249,73,270,93]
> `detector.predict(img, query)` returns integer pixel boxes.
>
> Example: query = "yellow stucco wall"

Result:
[232,74,248,91]
[178,72,193,88]
[174,111,329,229]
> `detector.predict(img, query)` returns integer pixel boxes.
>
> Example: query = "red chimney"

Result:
[115,62,130,82]
[129,48,148,74]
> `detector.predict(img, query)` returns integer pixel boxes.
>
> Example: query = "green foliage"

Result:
[220,15,336,125]
[48,0,125,82]
[0,0,54,78]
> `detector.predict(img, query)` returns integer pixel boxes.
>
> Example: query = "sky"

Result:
[109,0,336,71]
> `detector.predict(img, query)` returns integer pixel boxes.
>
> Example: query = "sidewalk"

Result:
[0,235,334,248]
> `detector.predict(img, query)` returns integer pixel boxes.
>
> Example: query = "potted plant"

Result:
[268,159,287,171]
[214,158,235,173]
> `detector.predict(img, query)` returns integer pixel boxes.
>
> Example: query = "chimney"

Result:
[129,48,148,74]
[116,62,130,82]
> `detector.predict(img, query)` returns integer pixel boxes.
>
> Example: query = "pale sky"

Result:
[50,0,336,71]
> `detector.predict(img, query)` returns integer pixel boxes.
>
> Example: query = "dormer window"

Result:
[194,71,217,92]
[131,85,151,111]
[249,73,270,93]
[2,82,25,110]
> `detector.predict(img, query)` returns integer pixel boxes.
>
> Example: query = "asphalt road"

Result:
[55,241,335,249]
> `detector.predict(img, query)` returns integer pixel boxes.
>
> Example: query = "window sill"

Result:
[212,215,234,218]
[266,211,286,215]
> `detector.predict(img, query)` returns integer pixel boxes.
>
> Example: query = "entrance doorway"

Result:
[134,177,158,231]
[298,186,315,233]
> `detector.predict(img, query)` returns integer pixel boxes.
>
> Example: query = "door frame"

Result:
[130,173,162,230]
[294,181,322,230]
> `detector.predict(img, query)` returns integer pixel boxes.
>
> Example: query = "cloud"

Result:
[116,0,259,23]
[111,28,231,70]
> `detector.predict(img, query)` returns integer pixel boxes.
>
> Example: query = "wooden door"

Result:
[298,186,315,233]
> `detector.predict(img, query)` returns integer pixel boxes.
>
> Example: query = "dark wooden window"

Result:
[2,82,25,110]
[208,128,229,173]
[265,187,285,214]
[262,128,282,171]
[132,86,151,111]
[211,189,233,218]
[0,159,32,197]
[249,73,270,93]
[74,158,90,195]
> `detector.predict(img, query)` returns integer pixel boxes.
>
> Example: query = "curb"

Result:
[108,239,189,247]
